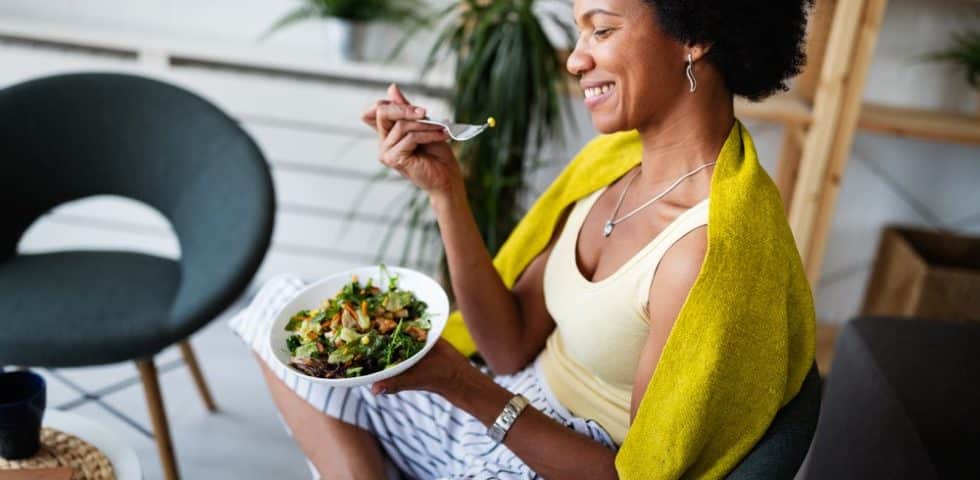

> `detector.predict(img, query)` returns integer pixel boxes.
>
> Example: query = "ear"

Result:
[687,43,712,63]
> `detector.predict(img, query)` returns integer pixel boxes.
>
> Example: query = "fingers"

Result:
[375,103,427,139]
[361,83,414,132]
[371,368,413,395]
[380,128,449,168]
[387,83,410,105]
[433,338,456,354]
[382,120,444,151]
[369,341,470,396]
[361,99,389,129]
[371,380,395,396]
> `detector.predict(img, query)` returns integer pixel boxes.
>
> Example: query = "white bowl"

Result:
[268,266,449,388]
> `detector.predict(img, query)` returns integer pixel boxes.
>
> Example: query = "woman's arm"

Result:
[431,186,563,373]
[630,227,707,420]
[363,85,557,374]
[446,354,619,479]
[375,340,619,480]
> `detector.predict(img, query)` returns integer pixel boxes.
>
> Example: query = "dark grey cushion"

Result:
[726,364,822,479]
[0,73,274,366]
[0,252,182,366]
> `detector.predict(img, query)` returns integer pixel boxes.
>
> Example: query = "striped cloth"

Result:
[229,275,617,480]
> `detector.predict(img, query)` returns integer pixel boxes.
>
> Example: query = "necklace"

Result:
[603,161,716,237]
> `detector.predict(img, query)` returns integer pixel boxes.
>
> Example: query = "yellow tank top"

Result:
[538,186,709,444]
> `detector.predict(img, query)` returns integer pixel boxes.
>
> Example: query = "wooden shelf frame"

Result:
[737,96,980,145]
[734,0,979,290]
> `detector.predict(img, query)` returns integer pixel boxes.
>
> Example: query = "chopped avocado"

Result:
[293,342,319,359]
[284,311,308,331]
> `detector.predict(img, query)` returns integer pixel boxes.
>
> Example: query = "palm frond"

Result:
[261,4,320,40]
[263,0,430,41]
[926,29,980,87]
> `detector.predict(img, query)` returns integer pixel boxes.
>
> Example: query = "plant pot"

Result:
[325,18,364,62]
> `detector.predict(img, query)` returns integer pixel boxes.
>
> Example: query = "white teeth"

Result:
[584,83,615,98]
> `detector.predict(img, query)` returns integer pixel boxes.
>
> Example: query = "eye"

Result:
[593,28,613,39]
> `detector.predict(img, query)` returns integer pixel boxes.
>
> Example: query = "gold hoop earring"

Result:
[686,53,697,93]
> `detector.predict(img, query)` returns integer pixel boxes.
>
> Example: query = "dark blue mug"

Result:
[0,370,46,459]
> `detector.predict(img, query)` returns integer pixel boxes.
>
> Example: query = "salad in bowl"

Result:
[268,266,449,387]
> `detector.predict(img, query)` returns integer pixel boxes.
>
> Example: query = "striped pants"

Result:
[229,275,617,480]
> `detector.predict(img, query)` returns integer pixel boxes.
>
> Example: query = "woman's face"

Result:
[568,0,689,134]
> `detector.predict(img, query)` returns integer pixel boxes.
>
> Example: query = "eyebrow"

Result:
[578,8,623,25]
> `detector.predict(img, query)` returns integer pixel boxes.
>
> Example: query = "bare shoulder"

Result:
[656,226,708,287]
[631,225,709,418]
[648,225,708,319]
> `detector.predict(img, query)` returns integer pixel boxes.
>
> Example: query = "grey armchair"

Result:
[0,72,275,480]
[803,317,980,479]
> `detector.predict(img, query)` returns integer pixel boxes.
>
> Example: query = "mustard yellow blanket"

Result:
[442,121,815,479]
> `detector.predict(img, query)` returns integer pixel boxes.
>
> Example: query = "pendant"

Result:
[603,220,614,237]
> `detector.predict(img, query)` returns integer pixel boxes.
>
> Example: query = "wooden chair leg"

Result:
[179,339,217,412]
[136,358,180,480]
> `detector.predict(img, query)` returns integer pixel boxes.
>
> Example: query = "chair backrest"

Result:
[726,363,822,479]
[0,72,275,334]
[803,317,980,479]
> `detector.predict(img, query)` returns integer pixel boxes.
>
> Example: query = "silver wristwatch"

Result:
[487,394,530,444]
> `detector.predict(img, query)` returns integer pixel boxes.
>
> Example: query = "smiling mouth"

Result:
[584,83,616,99]
[585,83,616,98]
[583,82,616,109]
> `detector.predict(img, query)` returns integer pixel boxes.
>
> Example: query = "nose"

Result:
[566,37,594,76]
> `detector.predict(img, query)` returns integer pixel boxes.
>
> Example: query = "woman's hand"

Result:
[370,339,476,397]
[362,84,463,198]
[371,338,619,480]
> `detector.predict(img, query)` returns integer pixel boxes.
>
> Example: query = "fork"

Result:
[418,117,495,142]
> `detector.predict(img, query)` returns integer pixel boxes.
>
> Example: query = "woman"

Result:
[232,0,814,478]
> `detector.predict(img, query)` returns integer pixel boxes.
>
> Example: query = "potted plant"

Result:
[929,29,980,88]
[263,0,428,61]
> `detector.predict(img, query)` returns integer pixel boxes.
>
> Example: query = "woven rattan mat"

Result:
[0,427,115,480]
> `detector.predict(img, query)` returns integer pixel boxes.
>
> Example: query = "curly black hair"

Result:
[647,0,813,101]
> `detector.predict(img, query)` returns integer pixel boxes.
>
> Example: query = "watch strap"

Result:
[487,394,530,444]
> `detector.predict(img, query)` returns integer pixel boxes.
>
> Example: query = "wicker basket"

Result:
[0,427,115,480]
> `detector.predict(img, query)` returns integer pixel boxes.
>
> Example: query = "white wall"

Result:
[1,0,978,324]
[0,0,449,65]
